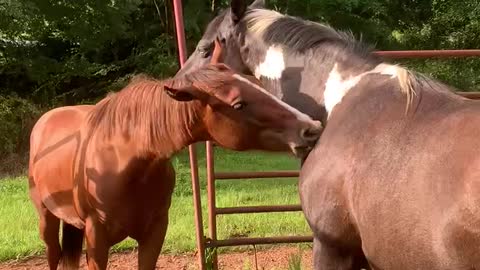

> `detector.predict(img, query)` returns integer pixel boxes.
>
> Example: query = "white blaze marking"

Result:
[232,74,313,123]
[254,45,285,80]
[323,62,401,118]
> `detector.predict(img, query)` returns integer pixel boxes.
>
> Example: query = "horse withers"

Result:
[28,40,322,270]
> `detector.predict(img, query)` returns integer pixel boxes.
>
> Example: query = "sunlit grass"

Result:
[0,144,310,261]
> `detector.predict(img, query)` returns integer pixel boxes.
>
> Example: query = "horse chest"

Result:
[299,145,360,246]
[78,145,175,239]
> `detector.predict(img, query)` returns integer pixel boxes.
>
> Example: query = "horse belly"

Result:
[436,183,480,269]
[354,177,480,269]
[359,210,480,270]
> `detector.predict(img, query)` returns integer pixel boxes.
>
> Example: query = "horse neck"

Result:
[146,97,206,158]
[244,44,380,122]
[90,83,207,159]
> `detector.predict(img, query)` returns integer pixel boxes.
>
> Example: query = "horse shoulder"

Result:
[77,137,176,238]
[299,142,360,248]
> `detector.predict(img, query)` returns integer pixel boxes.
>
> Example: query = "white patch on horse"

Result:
[232,74,313,122]
[324,63,364,117]
[324,62,402,117]
[254,46,285,80]
[371,63,400,78]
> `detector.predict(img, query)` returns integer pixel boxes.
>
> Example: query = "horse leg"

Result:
[313,237,362,270]
[84,217,110,270]
[29,183,62,270]
[137,214,169,270]
[40,209,62,270]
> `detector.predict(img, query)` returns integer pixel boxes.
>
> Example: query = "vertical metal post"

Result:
[189,145,207,270]
[206,141,218,269]
[172,0,206,269]
[172,0,187,64]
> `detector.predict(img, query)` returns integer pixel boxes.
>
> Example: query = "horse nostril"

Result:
[301,127,321,141]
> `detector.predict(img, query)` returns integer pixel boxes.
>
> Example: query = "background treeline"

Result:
[0,0,479,175]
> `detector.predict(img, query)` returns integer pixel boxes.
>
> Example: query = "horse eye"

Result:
[200,49,211,58]
[232,101,246,110]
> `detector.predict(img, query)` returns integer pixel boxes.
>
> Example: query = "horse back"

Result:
[29,105,93,229]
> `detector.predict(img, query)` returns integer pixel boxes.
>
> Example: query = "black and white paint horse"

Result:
[177,1,480,269]
[176,0,413,124]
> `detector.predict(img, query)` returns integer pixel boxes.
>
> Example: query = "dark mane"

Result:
[244,9,376,58]
[412,72,463,96]
[241,8,467,111]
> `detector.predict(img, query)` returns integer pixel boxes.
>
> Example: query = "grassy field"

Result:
[0,144,312,262]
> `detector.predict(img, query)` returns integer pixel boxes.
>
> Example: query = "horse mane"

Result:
[86,64,236,155]
[243,8,375,58]
[243,8,466,114]
[86,74,200,156]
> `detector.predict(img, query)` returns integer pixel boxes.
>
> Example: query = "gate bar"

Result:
[374,49,480,58]
[215,171,299,179]
[207,236,314,248]
[216,205,303,215]
[172,0,207,269]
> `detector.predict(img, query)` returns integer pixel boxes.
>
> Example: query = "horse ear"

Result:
[164,84,202,102]
[230,0,247,23]
[210,38,224,64]
[249,0,265,9]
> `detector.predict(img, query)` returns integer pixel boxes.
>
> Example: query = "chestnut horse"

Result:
[178,0,480,269]
[28,40,322,270]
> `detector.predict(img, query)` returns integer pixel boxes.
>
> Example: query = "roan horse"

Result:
[179,0,480,269]
[28,39,323,270]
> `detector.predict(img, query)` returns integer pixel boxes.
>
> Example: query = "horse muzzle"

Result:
[288,120,323,159]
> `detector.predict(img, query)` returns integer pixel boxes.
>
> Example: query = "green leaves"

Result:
[0,0,479,162]
[0,95,39,155]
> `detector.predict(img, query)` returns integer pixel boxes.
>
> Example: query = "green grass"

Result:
[0,144,312,261]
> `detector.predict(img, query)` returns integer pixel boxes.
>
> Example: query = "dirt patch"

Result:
[0,246,313,270]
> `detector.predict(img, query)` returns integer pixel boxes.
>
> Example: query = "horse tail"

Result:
[60,222,84,269]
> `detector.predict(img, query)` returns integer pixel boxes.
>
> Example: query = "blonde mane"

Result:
[243,8,419,114]
[244,9,283,38]
[395,67,417,114]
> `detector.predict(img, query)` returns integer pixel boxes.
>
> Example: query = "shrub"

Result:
[0,95,41,175]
